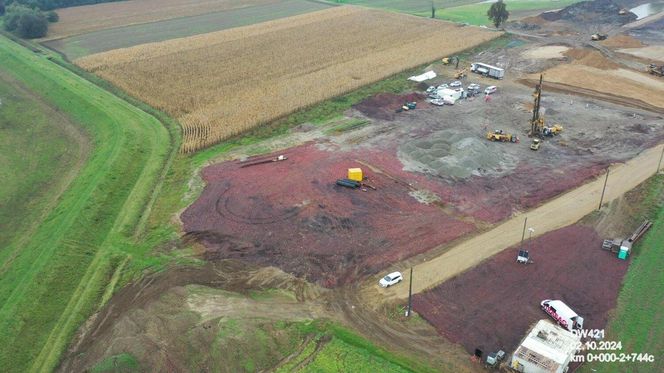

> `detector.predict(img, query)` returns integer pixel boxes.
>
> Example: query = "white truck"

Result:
[471,62,505,79]
[541,300,584,332]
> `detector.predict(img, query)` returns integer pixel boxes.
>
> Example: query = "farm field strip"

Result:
[44,0,333,60]
[77,6,498,152]
[371,143,664,300]
[0,35,172,373]
[44,0,283,40]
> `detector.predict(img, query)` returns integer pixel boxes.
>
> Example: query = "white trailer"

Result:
[436,88,464,104]
[541,300,584,332]
[471,62,505,79]
[511,319,581,373]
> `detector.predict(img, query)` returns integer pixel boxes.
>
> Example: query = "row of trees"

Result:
[3,0,119,11]
[1,1,59,38]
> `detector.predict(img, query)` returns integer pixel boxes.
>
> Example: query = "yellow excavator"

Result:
[455,68,467,79]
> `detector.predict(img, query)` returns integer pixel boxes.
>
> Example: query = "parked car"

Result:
[437,83,449,90]
[484,85,497,95]
[430,98,445,106]
[467,83,480,91]
[379,271,403,287]
[449,80,462,88]
[426,86,437,94]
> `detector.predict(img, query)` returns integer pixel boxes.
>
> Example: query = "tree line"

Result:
[4,0,120,11]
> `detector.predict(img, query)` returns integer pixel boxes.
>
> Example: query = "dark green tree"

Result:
[3,4,48,38]
[487,0,509,28]
[16,11,48,37]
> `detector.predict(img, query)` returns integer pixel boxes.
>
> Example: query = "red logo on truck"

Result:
[542,304,569,330]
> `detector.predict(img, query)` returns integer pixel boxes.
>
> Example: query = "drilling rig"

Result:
[530,74,544,136]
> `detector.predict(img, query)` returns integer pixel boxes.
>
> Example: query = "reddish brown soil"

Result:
[448,161,610,223]
[413,225,629,355]
[182,142,475,287]
[353,92,427,120]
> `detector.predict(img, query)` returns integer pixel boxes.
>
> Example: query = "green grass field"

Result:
[0,34,174,373]
[433,0,581,25]
[582,174,663,373]
[44,0,332,60]
[337,0,481,13]
[340,0,582,25]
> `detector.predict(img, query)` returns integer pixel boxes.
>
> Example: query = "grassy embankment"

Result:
[0,34,174,373]
[582,174,663,373]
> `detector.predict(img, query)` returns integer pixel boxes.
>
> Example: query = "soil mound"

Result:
[354,92,426,121]
[541,0,636,25]
[564,48,620,69]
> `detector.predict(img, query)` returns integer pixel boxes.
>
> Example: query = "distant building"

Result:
[510,319,581,373]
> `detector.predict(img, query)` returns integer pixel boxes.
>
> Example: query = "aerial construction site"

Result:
[1,0,663,372]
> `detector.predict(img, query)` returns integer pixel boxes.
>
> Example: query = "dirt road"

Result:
[366,143,664,301]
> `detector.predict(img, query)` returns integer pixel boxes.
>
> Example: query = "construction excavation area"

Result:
[182,70,664,287]
[56,0,664,372]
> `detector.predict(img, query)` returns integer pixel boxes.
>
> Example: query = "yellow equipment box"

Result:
[347,168,363,182]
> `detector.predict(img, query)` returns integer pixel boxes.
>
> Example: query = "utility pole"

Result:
[431,1,436,18]
[598,168,610,210]
[520,217,528,249]
[657,145,664,173]
[406,267,413,317]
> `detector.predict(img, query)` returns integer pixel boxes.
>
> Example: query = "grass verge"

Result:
[581,174,663,373]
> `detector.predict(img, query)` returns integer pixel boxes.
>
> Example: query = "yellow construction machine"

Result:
[530,74,564,137]
[530,138,541,151]
[455,68,467,79]
[487,130,517,143]
[543,124,563,136]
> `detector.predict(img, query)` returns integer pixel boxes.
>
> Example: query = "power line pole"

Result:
[657,145,664,174]
[406,267,413,317]
[520,217,528,249]
[598,168,610,210]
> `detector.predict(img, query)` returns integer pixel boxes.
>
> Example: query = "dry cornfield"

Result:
[46,0,280,39]
[77,6,499,152]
